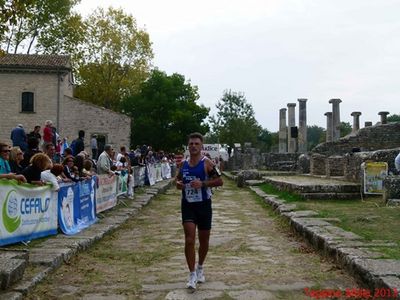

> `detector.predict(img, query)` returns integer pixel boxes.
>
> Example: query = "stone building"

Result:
[0,54,131,152]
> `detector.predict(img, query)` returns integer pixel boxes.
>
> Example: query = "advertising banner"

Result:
[96,174,117,213]
[147,164,156,186]
[132,166,146,187]
[184,144,224,166]
[161,162,172,179]
[116,172,128,196]
[0,179,58,246]
[363,162,388,194]
[155,163,163,182]
[58,177,97,235]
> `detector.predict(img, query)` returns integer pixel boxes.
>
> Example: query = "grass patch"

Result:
[259,183,305,202]
[90,246,175,267]
[257,183,400,259]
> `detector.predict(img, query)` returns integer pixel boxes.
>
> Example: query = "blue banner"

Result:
[58,177,96,235]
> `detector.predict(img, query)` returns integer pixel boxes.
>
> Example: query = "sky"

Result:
[76,0,400,132]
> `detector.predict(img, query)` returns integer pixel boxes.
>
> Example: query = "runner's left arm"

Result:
[203,158,223,188]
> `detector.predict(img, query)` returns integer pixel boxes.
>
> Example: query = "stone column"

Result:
[298,98,307,153]
[351,111,362,133]
[378,111,390,124]
[287,103,296,153]
[325,112,333,142]
[365,121,373,127]
[278,108,287,153]
[329,98,342,141]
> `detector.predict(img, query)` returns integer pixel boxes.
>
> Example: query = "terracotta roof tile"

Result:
[0,54,71,70]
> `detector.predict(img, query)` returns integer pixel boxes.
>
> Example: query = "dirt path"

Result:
[28,178,359,299]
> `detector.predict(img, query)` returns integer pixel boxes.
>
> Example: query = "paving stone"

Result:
[80,294,127,300]
[228,289,275,299]
[29,248,74,267]
[0,291,23,300]
[0,258,27,290]
[16,178,361,299]
[282,210,319,218]
[354,259,400,277]
[376,276,400,293]
[277,204,297,213]
[291,217,332,228]
[165,289,223,300]
[245,179,265,186]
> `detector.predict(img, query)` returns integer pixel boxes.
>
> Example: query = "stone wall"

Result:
[343,148,400,183]
[0,72,72,143]
[312,122,400,156]
[263,153,300,171]
[61,96,131,152]
[0,69,131,152]
[383,176,400,203]
[326,155,345,177]
[310,153,326,175]
[226,148,263,171]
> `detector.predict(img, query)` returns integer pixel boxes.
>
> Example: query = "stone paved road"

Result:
[29,179,359,299]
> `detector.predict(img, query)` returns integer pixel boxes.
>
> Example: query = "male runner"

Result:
[176,132,223,290]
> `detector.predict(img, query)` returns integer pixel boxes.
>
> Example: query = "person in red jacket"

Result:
[43,120,54,146]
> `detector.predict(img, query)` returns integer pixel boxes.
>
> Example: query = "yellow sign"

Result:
[363,162,388,194]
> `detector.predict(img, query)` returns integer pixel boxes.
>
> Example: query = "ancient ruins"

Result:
[227,98,400,202]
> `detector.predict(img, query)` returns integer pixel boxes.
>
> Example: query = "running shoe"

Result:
[196,265,205,283]
[186,272,197,290]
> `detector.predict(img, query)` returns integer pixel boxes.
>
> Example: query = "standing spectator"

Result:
[44,143,57,163]
[116,146,127,163]
[9,147,24,174]
[145,151,156,164]
[71,130,85,156]
[43,120,54,145]
[21,137,41,169]
[97,144,115,175]
[10,124,27,151]
[51,126,58,147]
[0,142,26,182]
[90,134,98,160]
[27,125,41,144]
[60,137,69,156]
[55,137,62,163]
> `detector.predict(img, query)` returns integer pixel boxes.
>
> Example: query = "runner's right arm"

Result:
[176,165,184,190]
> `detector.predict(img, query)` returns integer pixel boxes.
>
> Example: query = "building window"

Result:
[21,92,34,112]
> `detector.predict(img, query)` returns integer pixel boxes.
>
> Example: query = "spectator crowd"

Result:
[2,121,181,196]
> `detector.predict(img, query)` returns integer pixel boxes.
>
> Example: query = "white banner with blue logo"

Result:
[96,174,118,213]
[0,179,58,246]
[58,177,97,235]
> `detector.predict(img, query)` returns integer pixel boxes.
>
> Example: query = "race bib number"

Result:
[185,183,202,202]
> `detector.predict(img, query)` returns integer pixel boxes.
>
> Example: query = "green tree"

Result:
[0,0,34,52]
[121,69,209,151]
[74,7,153,111]
[257,128,275,152]
[340,121,352,137]
[210,90,261,148]
[388,114,400,123]
[307,125,325,150]
[1,0,80,54]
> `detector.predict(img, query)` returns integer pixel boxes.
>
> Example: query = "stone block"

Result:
[310,153,326,175]
[236,170,261,187]
[0,258,27,290]
[383,175,400,202]
[297,153,310,174]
